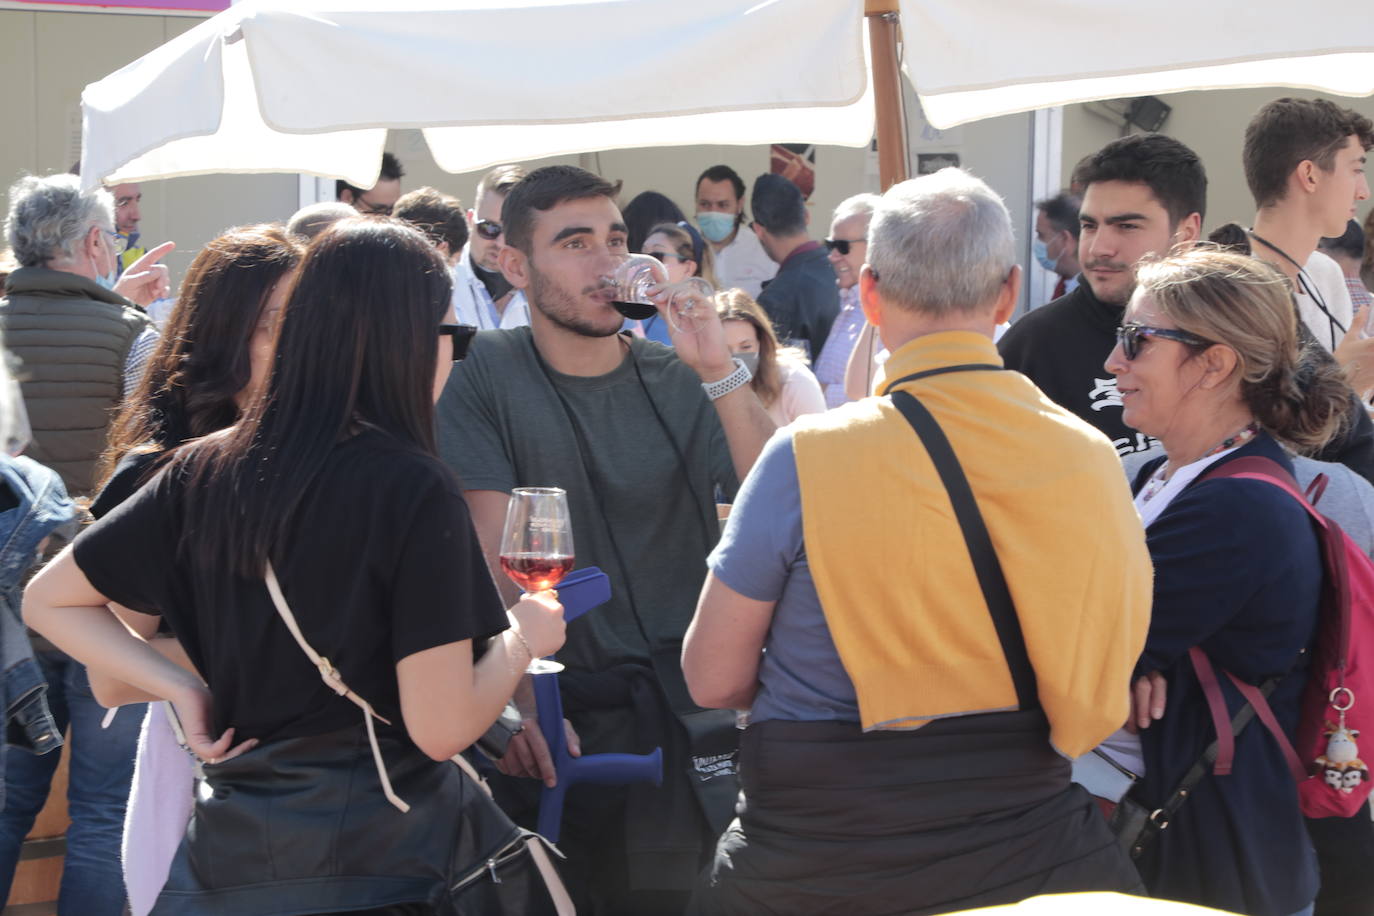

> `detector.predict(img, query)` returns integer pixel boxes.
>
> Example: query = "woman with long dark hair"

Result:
[22,219,566,915]
[92,223,302,517]
[81,224,302,915]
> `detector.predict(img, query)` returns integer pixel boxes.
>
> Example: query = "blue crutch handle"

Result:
[533,669,663,843]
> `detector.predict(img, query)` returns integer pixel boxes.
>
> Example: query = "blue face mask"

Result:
[697,212,738,243]
[94,231,119,290]
[1032,236,1060,273]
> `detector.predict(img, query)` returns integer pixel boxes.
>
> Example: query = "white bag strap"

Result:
[265,564,573,913]
[264,561,410,813]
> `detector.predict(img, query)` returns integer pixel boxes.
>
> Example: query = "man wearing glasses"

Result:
[335,151,405,216]
[452,164,531,330]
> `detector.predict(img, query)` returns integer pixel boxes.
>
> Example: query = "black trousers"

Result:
[1308,802,1374,916]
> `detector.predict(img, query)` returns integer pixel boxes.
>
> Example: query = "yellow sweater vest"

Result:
[791,331,1152,757]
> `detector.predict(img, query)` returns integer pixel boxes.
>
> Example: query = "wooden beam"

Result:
[868,11,908,189]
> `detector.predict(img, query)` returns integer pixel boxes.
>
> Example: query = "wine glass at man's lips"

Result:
[601,254,668,321]
[499,487,575,593]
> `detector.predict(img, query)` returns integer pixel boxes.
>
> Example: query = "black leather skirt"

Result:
[150,723,524,916]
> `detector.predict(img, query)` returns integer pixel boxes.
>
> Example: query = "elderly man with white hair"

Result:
[0,174,160,497]
[682,168,1152,915]
[812,192,880,407]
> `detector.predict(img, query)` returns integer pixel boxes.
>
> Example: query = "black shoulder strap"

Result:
[889,380,1038,711]
[884,363,1003,391]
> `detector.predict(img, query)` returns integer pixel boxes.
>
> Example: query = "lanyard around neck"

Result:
[1249,230,1346,344]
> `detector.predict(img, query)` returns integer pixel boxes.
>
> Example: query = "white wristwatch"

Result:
[702,358,753,401]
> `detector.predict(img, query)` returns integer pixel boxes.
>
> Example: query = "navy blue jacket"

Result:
[1132,434,1319,916]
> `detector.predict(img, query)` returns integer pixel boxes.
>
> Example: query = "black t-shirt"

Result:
[999,276,1374,482]
[997,279,1156,456]
[72,429,507,743]
[89,449,164,520]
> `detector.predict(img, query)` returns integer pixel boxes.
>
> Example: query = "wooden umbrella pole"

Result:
[866,4,908,190]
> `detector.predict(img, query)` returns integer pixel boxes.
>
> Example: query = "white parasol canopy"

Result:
[80,0,873,189]
[902,0,1374,128]
[81,0,1374,190]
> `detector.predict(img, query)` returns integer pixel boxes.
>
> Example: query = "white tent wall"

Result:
[0,8,296,286]
[1059,89,1374,239]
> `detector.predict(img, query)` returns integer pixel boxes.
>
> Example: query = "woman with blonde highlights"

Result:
[1102,248,1341,916]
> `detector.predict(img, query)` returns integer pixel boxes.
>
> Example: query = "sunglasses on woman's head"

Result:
[439,324,477,362]
[824,237,865,256]
[1115,324,1213,360]
[474,219,503,241]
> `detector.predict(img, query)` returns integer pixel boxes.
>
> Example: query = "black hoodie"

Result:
[998,276,1374,484]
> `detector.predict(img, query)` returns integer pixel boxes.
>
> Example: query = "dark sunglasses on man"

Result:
[474,219,503,241]
[440,324,478,361]
[824,237,865,256]
[1115,323,1213,361]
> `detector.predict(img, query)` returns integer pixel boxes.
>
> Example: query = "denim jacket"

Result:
[0,455,75,792]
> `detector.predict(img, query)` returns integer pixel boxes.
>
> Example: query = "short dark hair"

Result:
[1035,191,1082,239]
[1244,98,1374,209]
[622,191,686,254]
[502,165,623,255]
[1073,134,1208,226]
[393,187,469,253]
[1319,219,1366,261]
[750,173,807,236]
[475,164,527,202]
[696,165,745,202]
[336,152,405,200]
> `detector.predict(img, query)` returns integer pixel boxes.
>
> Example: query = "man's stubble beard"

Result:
[529,265,622,339]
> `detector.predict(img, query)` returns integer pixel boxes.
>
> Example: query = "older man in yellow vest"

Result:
[682,167,1153,916]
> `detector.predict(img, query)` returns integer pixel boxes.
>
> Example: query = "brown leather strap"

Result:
[1226,671,1309,782]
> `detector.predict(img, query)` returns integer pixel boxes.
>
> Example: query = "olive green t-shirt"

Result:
[437,328,736,695]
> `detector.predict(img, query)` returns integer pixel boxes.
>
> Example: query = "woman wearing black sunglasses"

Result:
[633,221,718,346]
[1100,248,1347,916]
[22,219,567,915]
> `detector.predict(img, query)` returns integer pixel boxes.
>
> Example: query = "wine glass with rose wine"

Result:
[499,487,575,674]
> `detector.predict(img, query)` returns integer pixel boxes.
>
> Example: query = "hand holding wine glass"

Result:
[507,591,566,664]
[499,487,575,674]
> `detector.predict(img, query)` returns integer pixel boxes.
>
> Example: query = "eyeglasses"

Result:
[440,323,477,362]
[824,237,866,256]
[354,195,394,216]
[1115,324,1214,360]
[104,230,128,256]
[646,251,688,264]
[474,219,503,241]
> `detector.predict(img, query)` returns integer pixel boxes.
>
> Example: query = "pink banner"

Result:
[10,0,229,11]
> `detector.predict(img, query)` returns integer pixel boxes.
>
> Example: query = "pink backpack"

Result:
[1197,456,1373,818]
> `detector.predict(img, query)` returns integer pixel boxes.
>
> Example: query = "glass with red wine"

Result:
[602,254,669,322]
[499,487,575,674]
